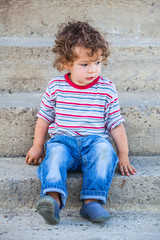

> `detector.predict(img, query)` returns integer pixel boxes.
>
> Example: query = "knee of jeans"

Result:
[44,144,69,182]
[46,143,69,164]
[94,141,117,179]
[95,140,114,157]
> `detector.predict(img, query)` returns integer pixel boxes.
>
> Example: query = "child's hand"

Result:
[118,153,137,176]
[25,145,45,165]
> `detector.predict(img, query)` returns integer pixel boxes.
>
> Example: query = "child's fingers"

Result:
[119,164,137,176]
[25,153,35,165]
[125,165,137,176]
[27,157,34,165]
[25,153,30,164]
[28,156,39,165]
[33,158,39,165]
[119,165,125,176]
[128,165,137,175]
[123,166,130,176]
[132,165,137,173]
[119,163,128,175]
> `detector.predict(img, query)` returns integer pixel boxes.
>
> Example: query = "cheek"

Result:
[78,68,87,76]
[97,66,101,73]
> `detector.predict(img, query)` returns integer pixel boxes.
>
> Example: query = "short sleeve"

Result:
[37,85,56,124]
[105,92,124,132]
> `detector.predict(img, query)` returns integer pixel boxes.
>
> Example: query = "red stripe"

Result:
[56,100,104,108]
[54,122,104,129]
[48,126,56,129]
[73,131,83,136]
[98,81,115,89]
[108,118,124,132]
[38,113,52,123]
[45,91,50,97]
[106,98,118,108]
[51,89,112,98]
[108,109,120,115]
[42,101,53,109]
[49,79,66,86]
[56,112,103,119]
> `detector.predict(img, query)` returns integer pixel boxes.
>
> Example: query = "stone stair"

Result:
[0,37,160,93]
[0,208,160,240]
[0,156,160,211]
[0,91,160,156]
[0,0,160,239]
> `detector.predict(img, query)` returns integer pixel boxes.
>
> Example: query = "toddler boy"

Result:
[25,21,136,224]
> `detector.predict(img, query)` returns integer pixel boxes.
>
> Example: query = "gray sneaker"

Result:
[80,202,110,223]
[36,196,60,224]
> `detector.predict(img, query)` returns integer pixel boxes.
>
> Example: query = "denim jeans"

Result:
[37,135,118,209]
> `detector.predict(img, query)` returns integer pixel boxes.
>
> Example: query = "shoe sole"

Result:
[80,209,110,223]
[36,197,60,225]
[91,215,110,223]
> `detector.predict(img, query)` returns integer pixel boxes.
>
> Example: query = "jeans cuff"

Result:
[40,188,67,209]
[80,190,107,204]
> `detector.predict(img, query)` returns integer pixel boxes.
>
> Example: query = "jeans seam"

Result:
[77,138,82,162]
[82,154,87,190]
[105,157,119,193]
[67,157,74,169]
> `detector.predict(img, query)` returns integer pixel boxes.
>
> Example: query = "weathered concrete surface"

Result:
[0,1,159,238]
[0,208,160,240]
[0,156,160,210]
[0,108,38,156]
[0,39,160,92]
[0,0,160,38]
[0,92,160,156]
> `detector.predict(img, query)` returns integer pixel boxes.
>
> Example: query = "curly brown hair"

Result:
[52,21,110,71]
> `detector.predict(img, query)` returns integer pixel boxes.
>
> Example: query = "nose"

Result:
[88,64,96,73]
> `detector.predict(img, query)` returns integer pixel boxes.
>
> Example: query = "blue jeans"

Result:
[37,135,118,209]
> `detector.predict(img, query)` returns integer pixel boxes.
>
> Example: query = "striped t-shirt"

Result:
[37,73,124,138]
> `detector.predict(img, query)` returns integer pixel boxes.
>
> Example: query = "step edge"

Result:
[0,91,159,109]
[0,37,160,47]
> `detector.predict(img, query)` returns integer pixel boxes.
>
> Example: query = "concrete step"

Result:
[0,0,159,38]
[0,156,160,211]
[0,92,160,156]
[0,208,160,240]
[0,37,160,92]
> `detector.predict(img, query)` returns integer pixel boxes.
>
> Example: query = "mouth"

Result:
[86,77,94,81]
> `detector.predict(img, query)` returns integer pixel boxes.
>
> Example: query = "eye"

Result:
[96,61,101,65]
[81,64,88,67]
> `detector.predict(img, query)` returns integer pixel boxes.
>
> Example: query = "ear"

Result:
[63,61,72,71]
[63,64,70,70]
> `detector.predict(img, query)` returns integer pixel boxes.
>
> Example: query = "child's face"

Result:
[65,47,102,86]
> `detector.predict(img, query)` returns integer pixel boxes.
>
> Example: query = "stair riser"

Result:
[1,0,159,38]
[1,46,160,92]
[121,106,160,155]
[0,175,159,210]
[0,105,160,156]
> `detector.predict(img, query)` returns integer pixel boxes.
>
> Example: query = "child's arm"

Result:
[110,123,137,176]
[25,118,50,165]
